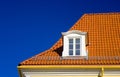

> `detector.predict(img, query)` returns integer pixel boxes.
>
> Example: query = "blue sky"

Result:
[0,0,120,77]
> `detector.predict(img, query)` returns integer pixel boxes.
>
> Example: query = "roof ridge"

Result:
[85,12,120,15]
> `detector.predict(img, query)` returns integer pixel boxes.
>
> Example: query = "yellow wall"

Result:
[104,76,120,77]
[18,65,120,77]
[31,76,120,77]
[31,76,98,77]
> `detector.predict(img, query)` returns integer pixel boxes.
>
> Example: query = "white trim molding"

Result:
[62,30,87,36]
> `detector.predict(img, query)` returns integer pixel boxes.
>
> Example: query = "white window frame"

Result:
[68,37,81,56]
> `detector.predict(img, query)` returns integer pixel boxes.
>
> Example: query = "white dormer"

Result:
[62,30,88,58]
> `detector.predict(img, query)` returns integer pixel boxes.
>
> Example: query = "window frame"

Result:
[68,37,81,56]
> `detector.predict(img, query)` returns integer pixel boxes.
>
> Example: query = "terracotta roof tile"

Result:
[20,12,120,65]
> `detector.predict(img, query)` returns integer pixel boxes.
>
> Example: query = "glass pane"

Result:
[69,50,73,55]
[76,50,80,55]
[76,44,80,49]
[69,44,73,49]
[76,38,80,43]
[69,39,73,43]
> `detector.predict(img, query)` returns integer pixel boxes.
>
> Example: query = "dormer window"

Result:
[69,38,81,56]
[62,30,88,59]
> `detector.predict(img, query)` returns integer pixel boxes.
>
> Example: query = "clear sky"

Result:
[0,0,120,77]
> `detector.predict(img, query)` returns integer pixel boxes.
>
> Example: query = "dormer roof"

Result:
[62,30,87,35]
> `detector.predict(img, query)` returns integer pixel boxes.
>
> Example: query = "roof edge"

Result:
[17,65,120,69]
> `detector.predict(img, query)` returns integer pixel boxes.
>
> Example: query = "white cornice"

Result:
[62,30,87,36]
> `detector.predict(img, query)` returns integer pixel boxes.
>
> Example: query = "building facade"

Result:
[18,13,120,77]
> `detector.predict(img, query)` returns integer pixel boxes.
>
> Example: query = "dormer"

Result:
[62,30,88,59]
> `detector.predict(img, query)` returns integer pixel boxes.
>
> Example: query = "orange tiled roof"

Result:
[19,12,120,65]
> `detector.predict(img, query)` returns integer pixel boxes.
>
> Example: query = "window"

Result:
[75,38,80,55]
[69,38,81,56]
[69,39,73,55]
[62,30,88,58]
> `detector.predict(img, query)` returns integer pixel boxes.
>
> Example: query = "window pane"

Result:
[76,50,80,55]
[76,44,80,49]
[76,38,80,43]
[69,39,73,43]
[69,50,73,55]
[69,44,73,49]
